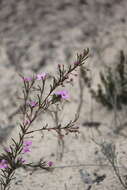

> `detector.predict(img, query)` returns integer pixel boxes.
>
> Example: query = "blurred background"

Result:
[0,0,127,190]
[0,0,127,189]
[0,0,127,149]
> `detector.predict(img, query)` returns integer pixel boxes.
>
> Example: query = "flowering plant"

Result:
[0,49,89,190]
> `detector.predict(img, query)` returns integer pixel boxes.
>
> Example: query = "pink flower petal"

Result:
[23,140,32,146]
[29,101,38,107]
[18,157,26,163]
[48,161,53,167]
[22,147,31,153]
[55,90,69,99]
[23,77,32,82]
[0,159,8,169]
[36,73,47,80]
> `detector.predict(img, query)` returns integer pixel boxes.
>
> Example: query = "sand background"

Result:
[0,0,127,189]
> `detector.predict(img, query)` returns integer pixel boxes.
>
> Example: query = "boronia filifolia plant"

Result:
[0,49,89,190]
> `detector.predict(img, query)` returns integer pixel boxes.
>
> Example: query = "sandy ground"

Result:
[0,0,127,189]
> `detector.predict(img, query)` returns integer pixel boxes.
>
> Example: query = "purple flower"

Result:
[23,140,32,146]
[22,147,31,153]
[23,77,32,82]
[22,140,32,153]
[29,101,38,108]
[36,73,47,80]
[18,157,26,163]
[55,90,69,99]
[48,161,53,167]
[23,119,30,125]
[0,159,8,169]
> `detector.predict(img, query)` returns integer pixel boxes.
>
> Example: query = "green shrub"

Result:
[90,50,127,110]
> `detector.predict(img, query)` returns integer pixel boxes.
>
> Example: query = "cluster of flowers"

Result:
[23,73,47,82]
[0,72,70,170]
[0,141,32,169]
[1,140,53,169]
[0,49,89,189]
[24,72,70,109]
